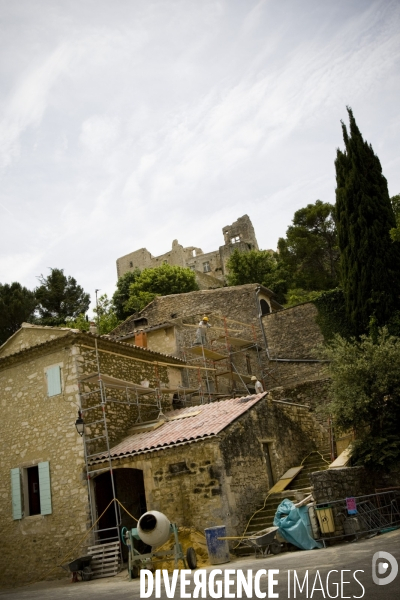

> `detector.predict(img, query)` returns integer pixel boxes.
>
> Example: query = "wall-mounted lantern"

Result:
[75,411,85,437]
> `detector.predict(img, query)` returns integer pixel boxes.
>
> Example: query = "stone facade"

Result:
[94,395,328,540]
[0,323,72,358]
[0,330,184,587]
[116,214,259,285]
[262,302,329,387]
[112,284,280,338]
[111,285,282,398]
[310,467,370,504]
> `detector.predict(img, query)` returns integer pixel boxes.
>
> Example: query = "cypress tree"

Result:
[335,108,400,336]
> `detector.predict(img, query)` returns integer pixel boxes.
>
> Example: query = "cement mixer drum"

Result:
[137,510,171,546]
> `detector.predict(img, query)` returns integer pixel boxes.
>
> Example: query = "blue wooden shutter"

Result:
[47,366,61,396]
[10,468,22,520]
[38,461,52,515]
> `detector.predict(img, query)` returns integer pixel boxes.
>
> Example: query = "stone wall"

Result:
[310,467,375,538]
[266,379,331,424]
[0,345,89,587]
[262,302,324,359]
[96,396,326,539]
[262,302,329,387]
[0,325,70,358]
[0,336,184,587]
[113,284,275,339]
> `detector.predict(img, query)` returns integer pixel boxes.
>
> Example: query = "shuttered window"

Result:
[38,461,52,515]
[46,366,62,396]
[10,468,22,520]
[10,462,53,518]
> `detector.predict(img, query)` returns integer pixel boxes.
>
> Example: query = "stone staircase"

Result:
[234,449,331,556]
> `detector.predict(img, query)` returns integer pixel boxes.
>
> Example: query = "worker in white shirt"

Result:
[251,375,264,394]
[194,316,211,346]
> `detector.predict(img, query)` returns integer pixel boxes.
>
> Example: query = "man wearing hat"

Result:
[194,316,211,346]
[251,375,264,394]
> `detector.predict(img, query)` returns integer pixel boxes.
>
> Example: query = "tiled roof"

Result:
[91,393,266,462]
[0,330,185,369]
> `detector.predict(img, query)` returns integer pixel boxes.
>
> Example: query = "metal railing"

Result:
[315,490,400,543]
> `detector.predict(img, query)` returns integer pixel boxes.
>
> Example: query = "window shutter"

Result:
[10,468,22,520]
[46,366,62,396]
[38,461,52,515]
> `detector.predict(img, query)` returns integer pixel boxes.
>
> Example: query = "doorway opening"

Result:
[94,468,148,560]
[263,443,275,488]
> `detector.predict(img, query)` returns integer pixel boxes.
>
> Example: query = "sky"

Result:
[1,0,399,313]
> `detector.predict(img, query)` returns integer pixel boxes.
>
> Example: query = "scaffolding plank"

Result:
[215,371,252,384]
[159,387,199,394]
[79,372,157,394]
[187,347,227,361]
[215,336,254,347]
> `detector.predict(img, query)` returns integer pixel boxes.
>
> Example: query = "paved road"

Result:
[0,529,398,600]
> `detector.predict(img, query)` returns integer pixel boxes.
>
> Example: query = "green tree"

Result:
[277,200,339,292]
[125,264,199,313]
[226,249,288,304]
[390,193,400,242]
[335,108,400,336]
[0,282,37,345]
[35,268,90,326]
[326,329,400,471]
[93,294,121,335]
[112,269,141,321]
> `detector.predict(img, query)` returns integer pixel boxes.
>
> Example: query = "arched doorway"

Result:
[260,299,270,315]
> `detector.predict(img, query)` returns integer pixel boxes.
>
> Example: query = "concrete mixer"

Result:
[121,510,197,579]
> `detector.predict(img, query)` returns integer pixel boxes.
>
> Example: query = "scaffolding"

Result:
[75,338,214,561]
[179,313,270,402]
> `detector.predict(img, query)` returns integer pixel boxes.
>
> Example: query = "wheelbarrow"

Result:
[219,526,282,558]
[62,555,93,582]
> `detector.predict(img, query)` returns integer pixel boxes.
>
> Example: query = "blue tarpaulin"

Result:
[273,499,322,550]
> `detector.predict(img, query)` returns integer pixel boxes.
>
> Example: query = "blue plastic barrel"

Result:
[204,526,230,565]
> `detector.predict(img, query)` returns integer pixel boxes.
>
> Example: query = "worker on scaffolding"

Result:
[251,375,264,394]
[193,316,211,346]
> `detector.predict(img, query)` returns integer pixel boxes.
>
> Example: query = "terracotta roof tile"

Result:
[91,393,266,462]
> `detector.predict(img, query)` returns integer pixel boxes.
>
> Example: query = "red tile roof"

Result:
[91,393,266,462]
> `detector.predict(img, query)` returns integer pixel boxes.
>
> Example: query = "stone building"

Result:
[110,284,282,399]
[0,324,184,586]
[116,215,260,287]
[0,317,330,587]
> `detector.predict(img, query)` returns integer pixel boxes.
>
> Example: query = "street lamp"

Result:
[75,410,85,437]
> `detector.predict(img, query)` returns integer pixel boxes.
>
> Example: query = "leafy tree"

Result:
[93,294,120,335]
[390,193,400,242]
[35,268,90,326]
[226,249,288,304]
[64,313,90,332]
[0,282,37,345]
[285,289,322,307]
[125,264,199,314]
[325,329,400,471]
[277,200,339,291]
[335,108,400,336]
[112,269,141,321]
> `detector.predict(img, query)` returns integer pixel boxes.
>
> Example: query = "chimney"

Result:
[89,322,98,335]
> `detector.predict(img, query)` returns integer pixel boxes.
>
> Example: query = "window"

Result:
[203,262,211,273]
[231,235,240,243]
[11,462,52,520]
[246,354,252,375]
[129,261,133,268]
[46,365,62,397]
[188,264,196,270]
